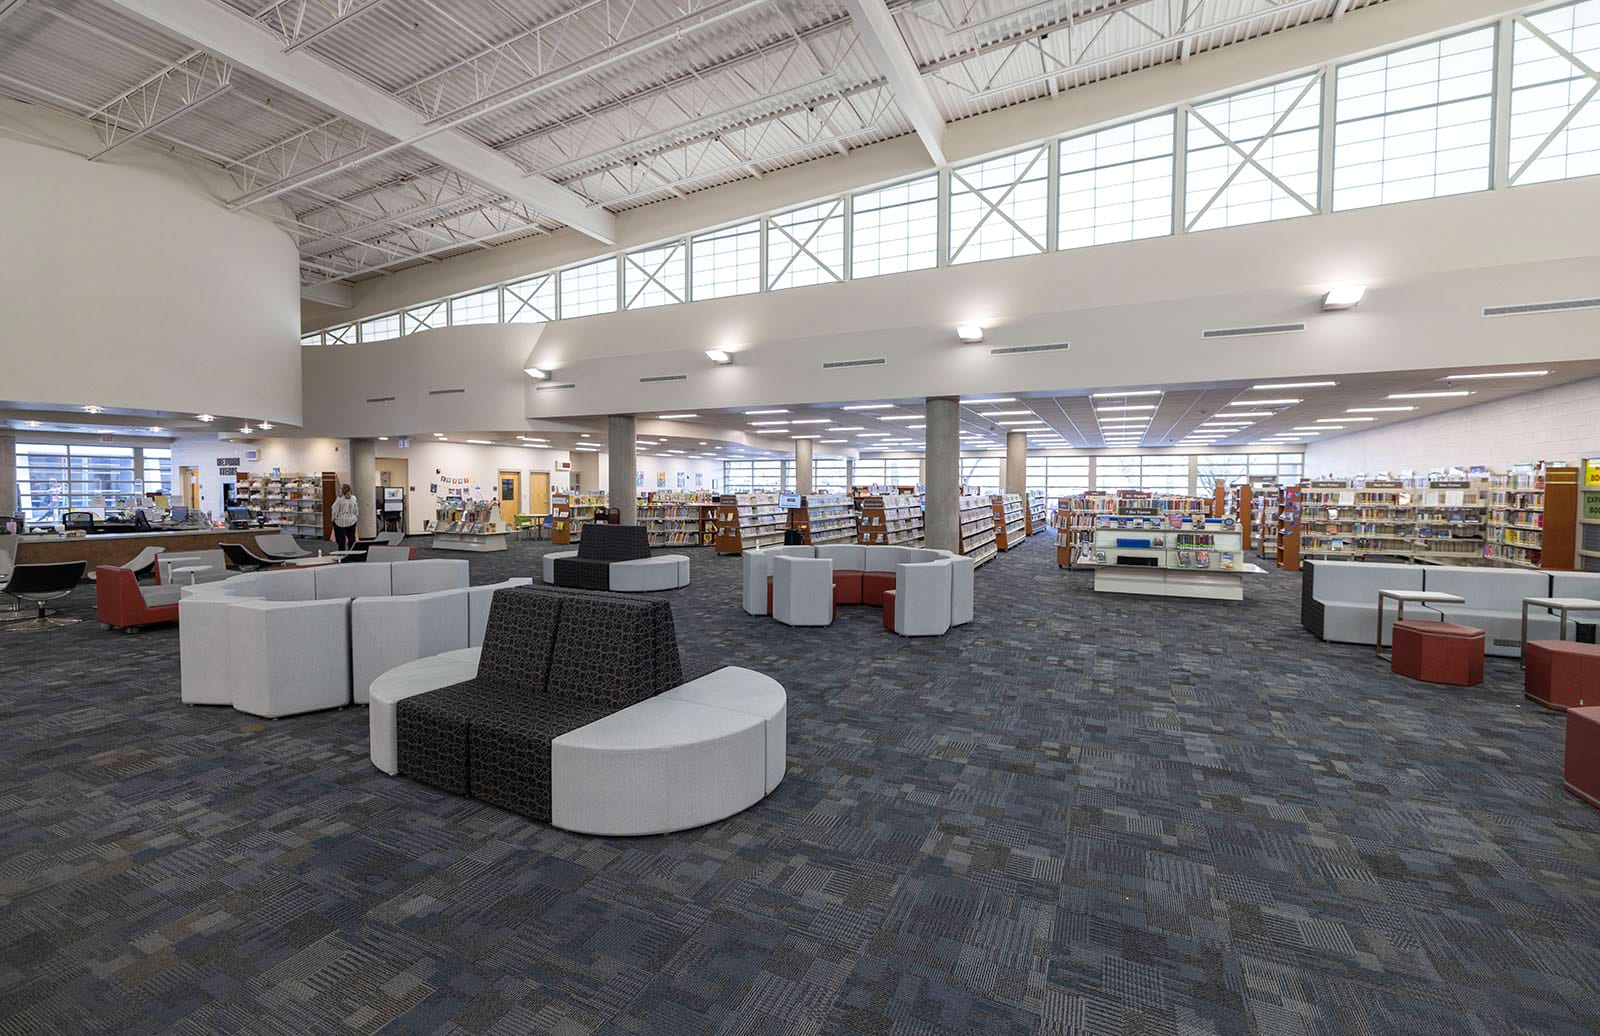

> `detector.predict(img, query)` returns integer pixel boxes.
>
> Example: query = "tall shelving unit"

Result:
[1301,480,1414,561]
[1251,484,1282,556]
[1226,483,1254,551]
[1055,493,1115,569]
[1486,464,1578,570]
[636,493,715,548]
[1583,460,1600,574]
[551,492,606,545]
[990,494,1026,551]
[1410,479,1488,564]
[713,493,786,554]
[858,495,924,546]
[234,471,325,537]
[1025,491,1048,536]
[959,495,998,567]
[790,493,856,545]
[1275,484,1303,571]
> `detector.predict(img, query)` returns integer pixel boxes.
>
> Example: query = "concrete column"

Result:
[794,437,813,495]
[571,450,600,493]
[0,433,16,527]
[1005,431,1028,495]
[608,415,638,525]
[348,437,377,538]
[924,396,960,552]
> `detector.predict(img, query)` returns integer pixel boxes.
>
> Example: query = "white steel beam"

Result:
[840,0,946,165]
[102,0,616,244]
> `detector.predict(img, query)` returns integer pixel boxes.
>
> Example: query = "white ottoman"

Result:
[610,554,691,591]
[541,550,578,585]
[367,647,481,775]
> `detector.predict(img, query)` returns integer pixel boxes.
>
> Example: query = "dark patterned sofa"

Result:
[552,523,650,589]
[391,585,782,832]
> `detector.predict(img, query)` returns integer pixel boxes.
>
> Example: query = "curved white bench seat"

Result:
[369,646,481,775]
[370,657,786,835]
[742,544,973,636]
[540,550,690,591]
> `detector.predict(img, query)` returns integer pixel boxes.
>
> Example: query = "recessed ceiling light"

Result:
[1322,284,1367,310]
[196,414,214,422]
[1294,426,1337,431]
[857,432,892,437]
[705,349,733,365]
[239,425,253,434]
[434,432,446,437]
[1443,369,1549,380]
[818,439,847,444]
[745,409,789,415]
[1097,417,1150,424]
[978,410,1035,417]
[962,397,1016,404]
[148,426,162,434]
[790,419,831,425]
[1253,381,1338,390]
[1318,417,1372,423]
[879,415,922,422]
[842,403,894,410]
[956,324,984,343]
[749,421,788,427]
[465,439,495,445]
[997,420,1046,426]
[1346,406,1416,413]
[258,421,274,430]
[573,445,600,451]
[1228,398,1300,406]
[1387,391,1473,399]
[698,441,707,445]
[378,436,389,441]
[1218,411,1274,418]
[1096,405,1157,412]
[524,367,550,380]
[1090,390,1162,398]
[657,413,698,419]
[829,426,865,432]
[791,434,824,440]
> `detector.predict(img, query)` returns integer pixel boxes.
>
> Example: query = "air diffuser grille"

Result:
[534,383,575,391]
[990,342,1070,356]
[1200,323,1305,339]
[822,358,886,369]
[639,374,688,383]
[1482,297,1600,317]
[427,388,465,396]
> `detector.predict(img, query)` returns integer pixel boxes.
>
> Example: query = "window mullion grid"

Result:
[1173,105,1188,234]
[842,191,853,281]
[936,167,950,268]
[1318,63,1337,213]
[1493,15,1515,189]
[1045,135,1059,250]
[759,214,770,293]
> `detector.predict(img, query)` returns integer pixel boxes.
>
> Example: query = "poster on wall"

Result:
[657,471,666,488]
[695,473,703,488]
[677,471,686,488]
[636,471,644,488]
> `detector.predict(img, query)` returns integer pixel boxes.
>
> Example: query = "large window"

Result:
[624,242,686,310]
[851,174,938,279]
[853,458,922,486]
[559,257,618,318]
[404,301,446,335]
[1139,456,1190,492]
[16,443,146,522]
[949,146,1050,264]
[1197,454,1250,491]
[359,313,400,343]
[767,200,844,290]
[691,221,761,300]
[722,459,790,493]
[1185,74,1322,231]
[504,274,556,323]
[450,288,499,326]
[1509,0,1600,186]
[142,447,172,495]
[300,332,322,347]
[812,457,849,493]
[1027,456,1090,498]
[324,323,355,346]
[1334,28,1496,210]
[960,455,1003,495]
[1059,113,1175,250]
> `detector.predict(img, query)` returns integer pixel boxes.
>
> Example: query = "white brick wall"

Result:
[1303,376,1600,476]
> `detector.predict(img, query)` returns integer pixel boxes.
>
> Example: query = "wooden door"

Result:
[178,466,199,510]
[527,470,551,514]
[498,470,521,526]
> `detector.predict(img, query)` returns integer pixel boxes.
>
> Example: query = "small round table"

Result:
[280,556,338,568]
[170,565,210,586]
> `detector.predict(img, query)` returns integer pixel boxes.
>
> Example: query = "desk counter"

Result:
[15,529,277,570]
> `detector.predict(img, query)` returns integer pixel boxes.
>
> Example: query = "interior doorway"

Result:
[498,470,521,527]
[177,466,199,511]
[527,470,551,515]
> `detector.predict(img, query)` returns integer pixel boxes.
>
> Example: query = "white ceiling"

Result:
[0,0,1387,289]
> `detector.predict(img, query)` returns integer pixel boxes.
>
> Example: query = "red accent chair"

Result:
[833,570,864,605]
[882,589,896,631]
[1564,706,1600,810]
[1526,641,1600,711]
[1390,620,1485,686]
[95,565,183,632]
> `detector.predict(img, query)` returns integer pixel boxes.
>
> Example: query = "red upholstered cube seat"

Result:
[1390,620,1484,687]
[1565,706,1600,810]
[1526,640,1600,711]
[882,589,896,631]
[833,570,864,606]
[863,572,896,607]
[766,576,772,616]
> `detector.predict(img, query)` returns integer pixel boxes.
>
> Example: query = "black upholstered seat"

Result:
[551,523,651,589]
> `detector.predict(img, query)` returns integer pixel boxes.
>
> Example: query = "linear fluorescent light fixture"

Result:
[748,421,788,427]
[1228,398,1300,406]
[1322,284,1367,310]
[657,413,698,419]
[1346,406,1416,413]
[1096,405,1157,412]
[819,439,847,444]
[842,403,894,410]
[1253,381,1337,390]
[979,410,1034,417]
[790,419,832,425]
[705,349,732,365]
[956,324,984,343]
[857,432,892,437]
[879,415,922,422]
[465,439,495,445]
[1443,370,1549,380]
[829,426,865,432]
[1318,417,1371,423]
[196,414,214,422]
[1295,426,1340,431]
[524,367,550,379]
[1387,391,1472,399]
[1090,390,1162,397]
[745,409,788,415]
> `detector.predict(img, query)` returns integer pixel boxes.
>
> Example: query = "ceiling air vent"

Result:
[365,396,395,404]
[991,342,1070,356]
[639,374,688,383]
[535,383,575,391]
[1483,297,1600,318]
[1200,323,1305,339]
[822,358,886,369]
[427,388,466,396]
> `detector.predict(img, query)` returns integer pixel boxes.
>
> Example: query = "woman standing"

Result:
[332,483,359,551]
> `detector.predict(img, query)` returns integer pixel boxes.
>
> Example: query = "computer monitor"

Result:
[225,506,253,527]
[169,506,189,523]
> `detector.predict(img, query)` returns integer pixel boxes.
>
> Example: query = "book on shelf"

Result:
[990,494,1026,551]
[959,495,998,566]
[857,495,924,546]
[714,493,787,554]
[789,493,856,545]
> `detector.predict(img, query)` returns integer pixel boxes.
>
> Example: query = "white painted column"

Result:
[348,437,377,539]
[924,396,961,552]
[1005,431,1028,496]
[794,437,814,495]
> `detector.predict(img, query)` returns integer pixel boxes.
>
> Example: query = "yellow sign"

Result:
[1587,459,1600,489]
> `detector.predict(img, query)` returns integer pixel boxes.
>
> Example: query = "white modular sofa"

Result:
[771,554,835,627]
[368,647,786,836]
[1301,560,1593,657]
[742,544,975,636]
[179,560,529,717]
[540,549,690,591]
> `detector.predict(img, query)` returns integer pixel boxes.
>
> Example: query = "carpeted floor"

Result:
[3,533,1600,1035]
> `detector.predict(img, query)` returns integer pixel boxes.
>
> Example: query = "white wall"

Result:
[375,440,573,535]
[1,102,303,425]
[171,435,347,521]
[627,454,724,496]
[1303,377,1600,476]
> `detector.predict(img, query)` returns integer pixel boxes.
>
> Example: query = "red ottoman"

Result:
[766,576,773,616]
[882,589,896,631]
[863,572,895,607]
[1390,620,1484,686]
[1525,641,1600,711]
[833,570,864,606]
[1564,706,1600,809]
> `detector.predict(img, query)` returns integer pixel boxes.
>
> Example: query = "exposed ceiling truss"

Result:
[0,0,1390,292]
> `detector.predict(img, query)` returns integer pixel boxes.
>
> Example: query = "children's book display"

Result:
[1087,512,1260,601]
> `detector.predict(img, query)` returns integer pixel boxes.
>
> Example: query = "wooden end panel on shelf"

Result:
[1543,465,1580,571]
